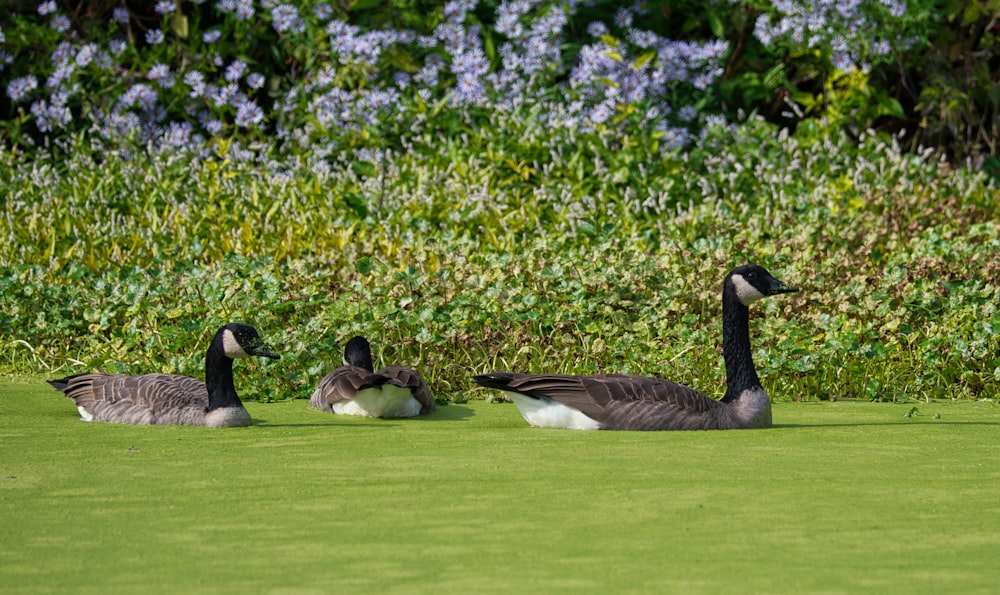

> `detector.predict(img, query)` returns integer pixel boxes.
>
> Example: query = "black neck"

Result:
[205,334,240,410]
[720,286,762,403]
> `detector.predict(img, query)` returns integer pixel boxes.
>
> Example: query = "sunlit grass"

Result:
[2,380,999,592]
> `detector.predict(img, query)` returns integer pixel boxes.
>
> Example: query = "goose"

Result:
[473,264,797,431]
[309,336,435,418]
[47,323,279,427]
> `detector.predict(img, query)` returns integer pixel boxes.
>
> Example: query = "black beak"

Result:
[249,340,281,360]
[768,277,798,295]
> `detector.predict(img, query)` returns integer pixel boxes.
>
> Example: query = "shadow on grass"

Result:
[774,421,1000,428]
[253,403,476,427]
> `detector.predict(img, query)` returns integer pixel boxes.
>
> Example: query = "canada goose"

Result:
[474,264,797,430]
[309,336,435,418]
[47,323,279,427]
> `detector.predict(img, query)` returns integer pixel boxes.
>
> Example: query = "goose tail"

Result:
[46,374,86,393]
[473,373,518,391]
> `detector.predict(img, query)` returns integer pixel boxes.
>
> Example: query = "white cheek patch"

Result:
[222,329,250,359]
[731,274,765,305]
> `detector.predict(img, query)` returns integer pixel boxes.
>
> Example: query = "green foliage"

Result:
[2,0,997,161]
[909,0,1000,161]
[1,119,998,403]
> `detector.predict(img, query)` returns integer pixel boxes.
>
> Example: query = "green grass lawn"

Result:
[2,378,999,593]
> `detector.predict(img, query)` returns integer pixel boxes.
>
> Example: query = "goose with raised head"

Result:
[47,323,279,427]
[474,264,797,431]
[310,336,435,418]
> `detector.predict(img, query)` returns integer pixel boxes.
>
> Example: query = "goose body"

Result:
[474,264,797,431]
[47,323,279,427]
[310,336,435,418]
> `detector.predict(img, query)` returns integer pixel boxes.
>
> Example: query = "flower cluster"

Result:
[0,0,925,158]
[751,0,922,72]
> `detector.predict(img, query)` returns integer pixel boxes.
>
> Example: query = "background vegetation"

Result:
[1,0,998,404]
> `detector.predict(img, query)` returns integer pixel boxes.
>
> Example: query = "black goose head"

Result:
[726,264,798,306]
[219,323,280,360]
[343,336,375,372]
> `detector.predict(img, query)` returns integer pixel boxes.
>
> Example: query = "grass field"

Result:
[2,378,999,593]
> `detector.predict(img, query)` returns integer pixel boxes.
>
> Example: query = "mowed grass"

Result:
[2,378,999,594]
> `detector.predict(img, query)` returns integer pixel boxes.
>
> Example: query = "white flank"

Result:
[730,273,765,305]
[221,329,250,359]
[729,387,772,428]
[77,406,95,422]
[204,406,252,427]
[506,393,601,430]
[332,386,421,418]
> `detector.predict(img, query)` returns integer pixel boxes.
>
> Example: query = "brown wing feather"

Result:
[309,366,381,412]
[377,365,436,414]
[56,373,210,425]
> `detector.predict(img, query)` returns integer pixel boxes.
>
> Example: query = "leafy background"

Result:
[1,0,998,404]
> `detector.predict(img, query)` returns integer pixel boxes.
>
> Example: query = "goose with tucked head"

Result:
[47,323,279,427]
[310,336,435,418]
[474,264,797,430]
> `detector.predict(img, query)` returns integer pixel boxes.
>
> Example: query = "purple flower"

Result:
[659,126,691,151]
[235,0,255,21]
[154,1,175,15]
[614,8,633,29]
[271,4,305,33]
[331,35,356,55]
[246,73,265,89]
[146,29,165,45]
[213,83,240,106]
[678,105,698,122]
[235,101,264,127]
[148,63,170,79]
[37,1,56,15]
[326,20,359,38]
[6,76,37,103]
[74,43,98,67]
[225,60,247,82]
[184,70,206,96]
[832,52,855,71]
[883,0,906,18]
[31,100,52,132]
[586,22,608,38]
[52,15,71,32]
[200,113,224,134]
[393,72,411,89]
[313,4,332,20]
[113,7,130,24]
[203,29,222,44]
[46,64,73,88]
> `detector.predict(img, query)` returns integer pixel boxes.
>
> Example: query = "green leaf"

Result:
[170,14,189,40]
[352,160,378,177]
[349,0,384,10]
[707,10,725,39]
[356,257,373,276]
[633,51,657,70]
[343,192,368,219]
[877,97,906,119]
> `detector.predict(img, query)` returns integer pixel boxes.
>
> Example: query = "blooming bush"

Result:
[1,0,979,162]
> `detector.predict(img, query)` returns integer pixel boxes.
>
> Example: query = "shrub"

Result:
[3,1,993,162]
